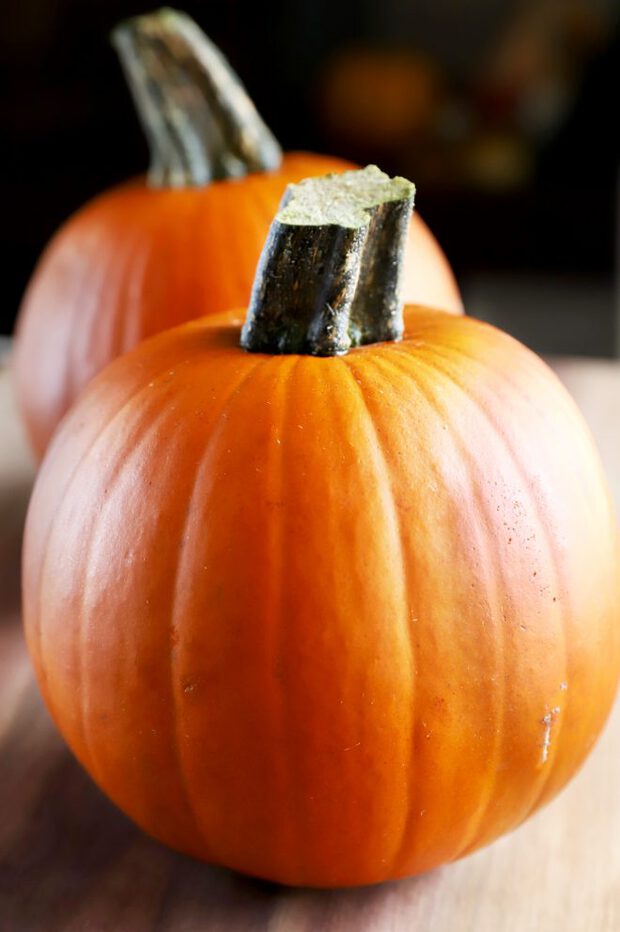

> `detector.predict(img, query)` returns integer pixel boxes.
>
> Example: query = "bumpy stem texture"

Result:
[112,8,282,187]
[241,166,415,356]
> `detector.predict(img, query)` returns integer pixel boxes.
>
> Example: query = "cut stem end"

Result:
[240,166,415,356]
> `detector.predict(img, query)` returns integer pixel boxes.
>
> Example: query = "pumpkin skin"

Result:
[23,306,619,888]
[14,154,461,461]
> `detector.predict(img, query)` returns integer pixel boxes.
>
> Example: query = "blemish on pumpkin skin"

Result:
[421,719,433,739]
[540,707,561,764]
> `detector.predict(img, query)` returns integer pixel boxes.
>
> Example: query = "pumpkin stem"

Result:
[240,166,415,355]
[111,8,282,188]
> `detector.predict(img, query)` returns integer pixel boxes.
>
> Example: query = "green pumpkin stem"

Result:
[240,166,415,356]
[112,7,282,188]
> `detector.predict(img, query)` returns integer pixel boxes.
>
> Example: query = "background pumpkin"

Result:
[13,8,461,462]
[317,46,442,155]
[23,169,619,888]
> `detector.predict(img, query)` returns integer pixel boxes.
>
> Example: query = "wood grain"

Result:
[1,355,619,932]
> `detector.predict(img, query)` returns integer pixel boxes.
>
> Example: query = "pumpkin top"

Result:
[112,7,282,187]
[241,166,415,357]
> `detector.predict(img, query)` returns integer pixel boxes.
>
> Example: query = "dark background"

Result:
[2,0,619,353]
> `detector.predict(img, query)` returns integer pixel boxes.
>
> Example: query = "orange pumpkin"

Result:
[23,168,617,888]
[318,46,442,154]
[13,10,461,461]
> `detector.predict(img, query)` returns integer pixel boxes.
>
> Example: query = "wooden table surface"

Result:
[1,354,619,932]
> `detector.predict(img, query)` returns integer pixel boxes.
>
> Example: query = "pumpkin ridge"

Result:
[440,331,613,511]
[67,353,266,844]
[366,346,508,867]
[195,187,230,318]
[166,355,268,856]
[190,190,216,323]
[213,186,242,314]
[75,401,187,788]
[46,240,89,433]
[29,351,219,700]
[43,221,96,411]
[463,366,571,824]
[108,220,152,363]
[406,342,571,844]
[383,346,513,861]
[340,356,416,880]
[264,354,304,877]
[228,178,268,310]
[127,194,183,343]
[350,350,443,873]
[118,221,155,352]
[65,222,128,407]
[44,220,118,447]
[33,386,188,788]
